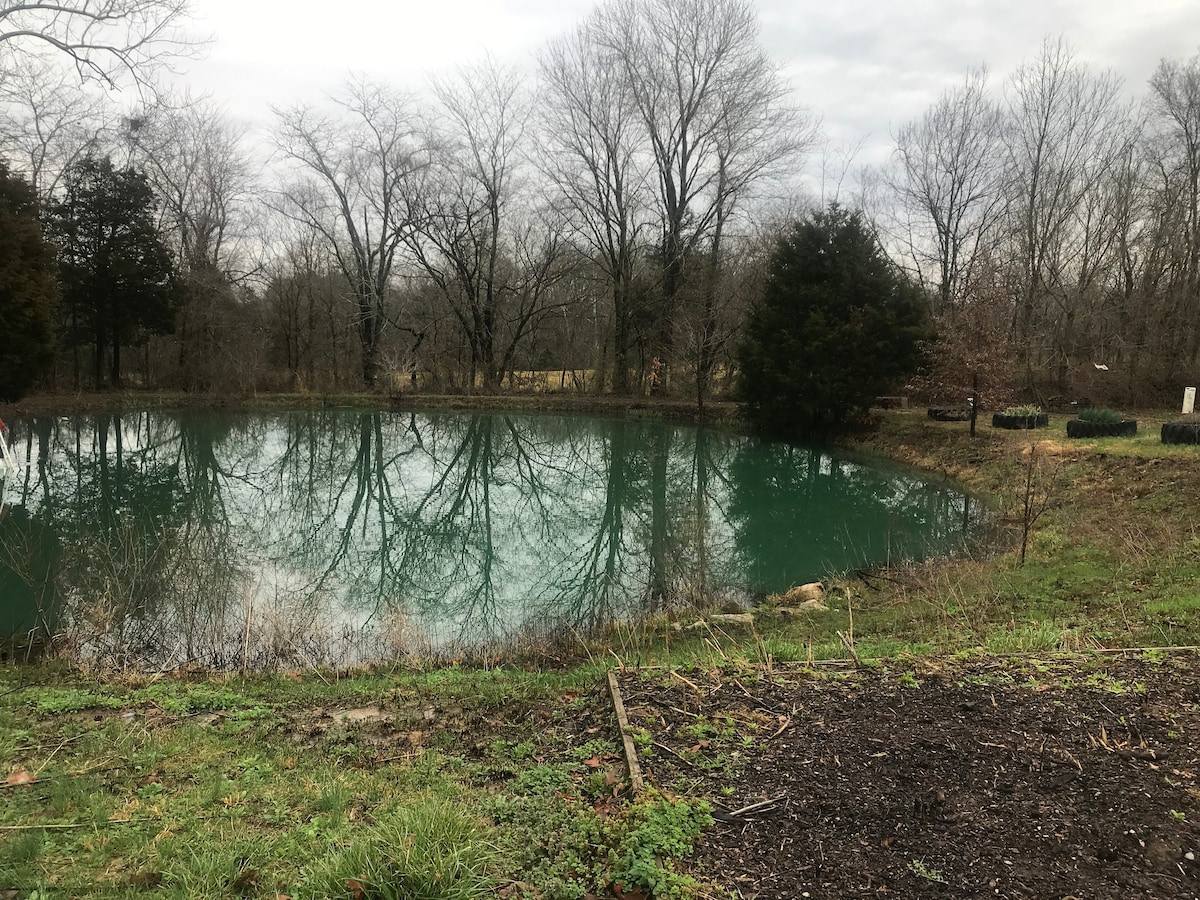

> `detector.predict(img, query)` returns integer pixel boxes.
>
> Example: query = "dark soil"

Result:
[615,655,1200,899]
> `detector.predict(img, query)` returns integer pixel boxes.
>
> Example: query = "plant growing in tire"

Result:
[992,405,1049,430]
[1162,413,1200,445]
[1066,407,1137,438]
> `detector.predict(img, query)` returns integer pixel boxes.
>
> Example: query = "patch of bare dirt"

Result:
[616,656,1200,899]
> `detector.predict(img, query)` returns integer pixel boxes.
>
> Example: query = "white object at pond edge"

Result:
[0,430,18,477]
[1185,387,1197,415]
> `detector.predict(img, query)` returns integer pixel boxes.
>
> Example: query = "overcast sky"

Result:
[181,0,1200,185]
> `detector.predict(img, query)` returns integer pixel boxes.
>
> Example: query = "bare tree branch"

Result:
[0,0,202,91]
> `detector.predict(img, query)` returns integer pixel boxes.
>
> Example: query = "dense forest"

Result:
[1,0,1198,407]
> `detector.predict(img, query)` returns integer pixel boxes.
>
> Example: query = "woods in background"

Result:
[1,2,1198,408]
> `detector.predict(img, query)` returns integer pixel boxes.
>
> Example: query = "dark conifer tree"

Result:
[0,161,58,402]
[48,156,178,389]
[737,204,930,433]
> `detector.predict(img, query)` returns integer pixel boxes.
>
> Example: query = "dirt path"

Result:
[616,655,1200,898]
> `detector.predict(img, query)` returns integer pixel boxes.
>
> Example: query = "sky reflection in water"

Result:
[0,410,981,667]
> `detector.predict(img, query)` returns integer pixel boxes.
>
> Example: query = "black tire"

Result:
[928,406,971,422]
[992,413,1049,430]
[1066,419,1137,438]
[1161,421,1200,445]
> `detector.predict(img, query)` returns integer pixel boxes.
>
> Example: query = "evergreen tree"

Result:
[0,161,58,402]
[48,156,178,389]
[737,204,930,433]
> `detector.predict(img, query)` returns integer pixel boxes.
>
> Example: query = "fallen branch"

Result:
[12,734,87,755]
[1052,747,1084,772]
[669,670,703,694]
[718,794,788,819]
[1090,724,1168,761]
[2,762,126,789]
[606,670,644,794]
[1113,748,1168,761]
[652,741,698,769]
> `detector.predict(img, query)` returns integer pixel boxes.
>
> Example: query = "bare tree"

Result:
[1147,52,1200,365]
[128,94,252,275]
[124,93,259,389]
[880,43,1200,404]
[688,41,816,411]
[591,0,808,390]
[262,222,356,391]
[0,55,110,198]
[539,22,650,393]
[888,68,1007,316]
[1045,116,1141,385]
[1003,37,1128,375]
[405,58,535,392]
[0,0,197,90]
[272,80,426,389]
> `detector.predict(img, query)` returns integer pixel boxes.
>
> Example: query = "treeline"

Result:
[879,38,1200,407]
[1,0,813,402]
[2,3,1198,406]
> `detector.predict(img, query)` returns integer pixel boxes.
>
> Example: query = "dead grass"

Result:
[830,409,1200,652]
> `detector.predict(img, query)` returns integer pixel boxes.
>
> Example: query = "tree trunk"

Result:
[613,280,632,395]
[110,335,122,388]
[94,332,104,390]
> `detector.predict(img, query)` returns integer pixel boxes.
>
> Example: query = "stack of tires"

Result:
[992,412,1049,430]
[1161,421,1200,445]
[1066,419,1137,438]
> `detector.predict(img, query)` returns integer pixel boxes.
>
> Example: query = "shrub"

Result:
[1003,405,1042,417]
[1077,407,1125,424]
[737,203,930,433]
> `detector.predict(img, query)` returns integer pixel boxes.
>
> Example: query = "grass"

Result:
[3,403,1199,895]
[834,408,1200,649]
[0,664,718,898]
[1001,404,1043,416]
[305,798,499,900]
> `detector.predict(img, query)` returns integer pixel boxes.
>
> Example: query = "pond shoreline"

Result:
[2,403,981,668]
[3,403,1199,897]
[2,389,744,428]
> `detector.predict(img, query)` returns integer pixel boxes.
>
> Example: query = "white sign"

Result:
[1185,387,1197,415]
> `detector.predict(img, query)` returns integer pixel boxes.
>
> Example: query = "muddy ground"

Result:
[614,655,1200,899]
[8,654,1197,897]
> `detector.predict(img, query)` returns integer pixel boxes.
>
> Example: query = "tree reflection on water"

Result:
[0,410,981,668]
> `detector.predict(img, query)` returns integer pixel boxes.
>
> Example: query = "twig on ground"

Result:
[670,670,703,694]
[652,741,698,769]
[717,794,788,819]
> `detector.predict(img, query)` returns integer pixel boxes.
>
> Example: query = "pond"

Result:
[0,410,983,667]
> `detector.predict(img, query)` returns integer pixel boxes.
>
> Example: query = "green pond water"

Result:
[0,410,983,666]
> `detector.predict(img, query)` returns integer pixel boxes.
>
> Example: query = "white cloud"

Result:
[179,0,1200,181]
